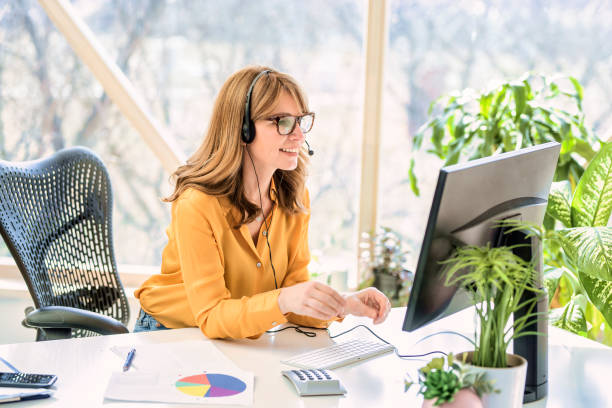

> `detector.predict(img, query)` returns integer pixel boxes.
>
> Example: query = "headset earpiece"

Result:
[242,70,271,144]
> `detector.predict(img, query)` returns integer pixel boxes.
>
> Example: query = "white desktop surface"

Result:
[0,307,610,407]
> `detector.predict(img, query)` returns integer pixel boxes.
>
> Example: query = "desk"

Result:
[0,307,610,407]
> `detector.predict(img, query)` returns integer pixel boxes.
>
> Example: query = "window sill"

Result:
[0,256,154,299]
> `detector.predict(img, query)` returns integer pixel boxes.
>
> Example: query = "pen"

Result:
[122,348,136,372]
[0,393,51,404]
[0,356,19,373]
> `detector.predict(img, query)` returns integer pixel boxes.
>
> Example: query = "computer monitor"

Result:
[402,141,560,403]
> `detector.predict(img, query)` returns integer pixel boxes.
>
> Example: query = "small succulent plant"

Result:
[405,353,496,406]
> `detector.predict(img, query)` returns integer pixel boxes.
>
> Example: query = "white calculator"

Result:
[281,368,347,396]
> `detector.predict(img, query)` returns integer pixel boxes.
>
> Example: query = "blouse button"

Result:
[256,262,262,268]
[262,230,267,236]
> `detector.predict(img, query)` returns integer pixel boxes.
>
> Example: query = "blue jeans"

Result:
[133,309,171,332]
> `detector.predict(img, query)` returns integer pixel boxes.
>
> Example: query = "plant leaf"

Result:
[408,158,420,196]
[543,213,556,230]
[585,300,612,346]
[413,119,433,150]
[543,266,564,306]
[546,181,573,227]
[579,272,612,328]
[556,272,575,307]
[512,84,526,121]
[552,294,587,334]
[431,119,445,158]
[571,142,612,227]
[569,76,583,108]
[445,137,465,166]
[479,92,494,119]
[573,139,597,162]
[555,227,612,281]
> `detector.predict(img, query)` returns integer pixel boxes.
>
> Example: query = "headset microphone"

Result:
[304,140,315,156]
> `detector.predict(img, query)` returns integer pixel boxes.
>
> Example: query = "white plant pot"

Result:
[459,352,527,408]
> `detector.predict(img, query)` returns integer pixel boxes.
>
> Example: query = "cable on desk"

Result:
[329,324,447,359]
[267,323,447,359]
[265,325,328,337]
[395,349,447,359]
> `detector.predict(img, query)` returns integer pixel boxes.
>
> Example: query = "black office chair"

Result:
[0,146,129,340]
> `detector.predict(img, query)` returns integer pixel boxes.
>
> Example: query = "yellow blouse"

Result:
[134,183,331,339]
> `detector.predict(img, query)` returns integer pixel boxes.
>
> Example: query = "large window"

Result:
[0,0,365,272]
[7,0,608,283]
[380,0,612,267]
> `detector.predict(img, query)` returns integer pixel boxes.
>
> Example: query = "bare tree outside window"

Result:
[0,0,365,274]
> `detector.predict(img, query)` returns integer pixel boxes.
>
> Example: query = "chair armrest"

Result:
[23,306,129,335]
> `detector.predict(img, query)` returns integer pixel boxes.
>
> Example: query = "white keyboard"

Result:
[281,339,395,370]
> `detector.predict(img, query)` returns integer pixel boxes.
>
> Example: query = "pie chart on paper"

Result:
[175,373,247,397]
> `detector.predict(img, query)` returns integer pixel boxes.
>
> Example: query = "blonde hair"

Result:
[165,66,310,227]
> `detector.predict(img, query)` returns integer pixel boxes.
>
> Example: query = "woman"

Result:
[134,66,391,339]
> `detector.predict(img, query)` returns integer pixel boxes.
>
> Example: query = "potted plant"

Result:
[541,142,612,344]
[408,73,600,199]
[500,142,612,344]
[408,72,612,345]
[438,242,543,408]
[358,226,412,303]
[405,353,495,407]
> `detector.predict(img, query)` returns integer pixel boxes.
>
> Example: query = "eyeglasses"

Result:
[265,112,315,135]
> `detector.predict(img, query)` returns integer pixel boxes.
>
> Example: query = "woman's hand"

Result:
[342,287,391,324]
[278,281,347,320]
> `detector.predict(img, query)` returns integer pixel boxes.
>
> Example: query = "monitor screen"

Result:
[402,142,561,332]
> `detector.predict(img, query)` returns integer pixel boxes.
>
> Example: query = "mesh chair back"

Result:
[0,147,129,338]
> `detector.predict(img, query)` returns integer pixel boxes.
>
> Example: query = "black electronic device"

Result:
[241,70,271,144]
[0,372,57,388]
[402,142,561,403]
[304,139,315,156]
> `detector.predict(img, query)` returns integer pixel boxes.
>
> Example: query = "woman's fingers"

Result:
[278,281,346,319]
[308,282,346,315]
[373,295,392,324]
[277,282,393,323]
[347,287,392,324]
[344,294,377,319]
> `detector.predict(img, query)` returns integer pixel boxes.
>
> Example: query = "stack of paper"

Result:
[104,340,253,406]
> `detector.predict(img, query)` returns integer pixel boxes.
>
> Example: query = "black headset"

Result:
[241,69,315,156]
[241,70,271,144]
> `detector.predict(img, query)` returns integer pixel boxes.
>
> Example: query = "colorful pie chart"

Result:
[175,373,246,398]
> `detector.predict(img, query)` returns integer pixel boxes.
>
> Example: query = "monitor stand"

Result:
[509,232,548,403]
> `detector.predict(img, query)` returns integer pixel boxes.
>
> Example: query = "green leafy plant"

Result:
[409,73,600,199]
[358,226,412,303]
[441,244,542,368]
[410,72,611,345]
[516,142,612,344]
[405,353,495,406]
